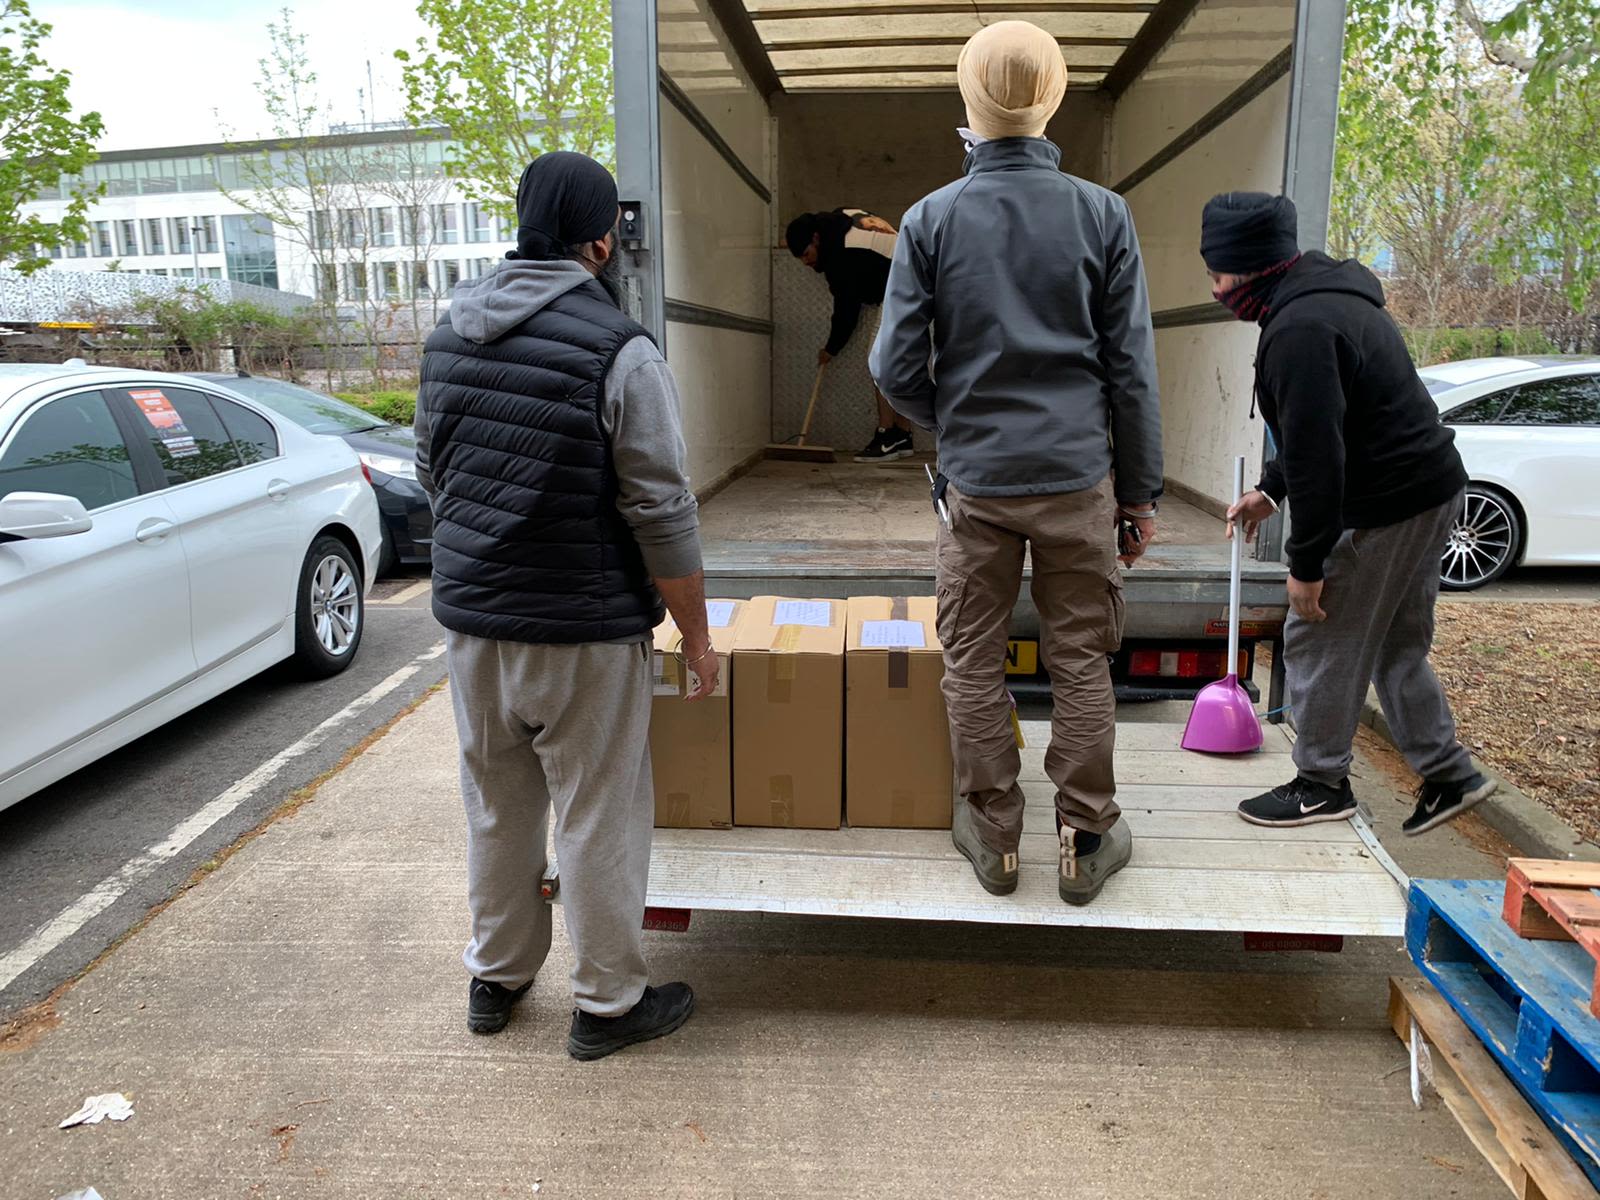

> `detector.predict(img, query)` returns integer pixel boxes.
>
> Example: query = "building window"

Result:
[465,203,492,243]
[432,204,459,244]
[311,209,334,250]
[195,216,219,254]
[92,221,114,257]
[344,262,368,301]
[410,261,430,297]
[435,259,463,293]
[339,208,365,248]
[221,213,278,288]
[204,266,223,280]
[117,219,139,256]
[171,219,193,256]
[69,240,89,259]
[318,263,339,301]
[371,207,397,247]
[144,218,166,255]
[399,206,423,247]
[377,261,400,297]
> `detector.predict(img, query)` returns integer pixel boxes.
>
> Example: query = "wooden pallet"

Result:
[1390,977,1600,1200]
[1504,860,1600,1017]
[1409,879,1600,1188]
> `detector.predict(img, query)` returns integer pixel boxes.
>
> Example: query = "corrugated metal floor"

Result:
[645,718,1408,937]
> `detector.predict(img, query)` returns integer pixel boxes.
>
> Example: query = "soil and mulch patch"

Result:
[1430,603,1600,845]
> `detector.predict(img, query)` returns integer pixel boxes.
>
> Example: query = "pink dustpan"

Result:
[1183,455,1265,754]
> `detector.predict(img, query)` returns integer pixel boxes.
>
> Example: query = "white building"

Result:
[17,126,519,310]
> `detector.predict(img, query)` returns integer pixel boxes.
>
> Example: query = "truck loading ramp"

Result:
[637,717,1407,938]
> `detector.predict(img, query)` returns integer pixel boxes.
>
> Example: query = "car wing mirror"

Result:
[0,491,94,540]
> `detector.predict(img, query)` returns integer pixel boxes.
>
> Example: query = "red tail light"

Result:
[360,462,374,486]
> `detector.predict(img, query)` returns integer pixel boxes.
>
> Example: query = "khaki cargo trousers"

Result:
[936,477,1126,854]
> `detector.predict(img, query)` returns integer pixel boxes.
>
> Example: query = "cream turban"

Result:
[957,21,1069,140]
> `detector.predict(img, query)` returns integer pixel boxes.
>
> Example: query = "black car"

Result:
[190,372,432,574]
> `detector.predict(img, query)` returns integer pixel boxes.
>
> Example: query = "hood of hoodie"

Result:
[448,258,596,344]
[1263,250,1386,325]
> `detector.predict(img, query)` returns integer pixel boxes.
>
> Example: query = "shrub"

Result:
[1406,327,1558,365]
[335,389,417,425]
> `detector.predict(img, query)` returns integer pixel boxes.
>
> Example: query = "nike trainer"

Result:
[1237,776,1357,827]
[1403,772,1497,836]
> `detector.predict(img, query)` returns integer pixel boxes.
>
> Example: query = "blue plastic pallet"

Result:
[1408,878,1600,1187]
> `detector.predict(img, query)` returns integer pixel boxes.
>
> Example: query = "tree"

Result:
[0,0,104,272]
[395,0,613,222]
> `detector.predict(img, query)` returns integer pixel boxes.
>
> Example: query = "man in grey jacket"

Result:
[871,21,1163,905]
[415,152,709,1058]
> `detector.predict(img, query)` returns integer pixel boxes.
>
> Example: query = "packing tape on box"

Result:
[888,596,910,690]
[769,775,795,826]
[666,792,692,825]
[768,624,801,703]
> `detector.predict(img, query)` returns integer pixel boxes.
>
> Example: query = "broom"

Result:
[764,362,836,463]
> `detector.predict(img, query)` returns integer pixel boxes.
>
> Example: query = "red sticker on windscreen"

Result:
[128,389,199,458]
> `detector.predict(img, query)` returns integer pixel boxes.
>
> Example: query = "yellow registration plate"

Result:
[1005,639,1039,675]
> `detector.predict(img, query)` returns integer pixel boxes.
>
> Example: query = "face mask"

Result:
[1217,254,1301,322]
[958,126,988,152]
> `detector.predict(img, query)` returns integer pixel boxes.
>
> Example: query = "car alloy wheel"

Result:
[1442,490,1517,590]
[310,553,360,656]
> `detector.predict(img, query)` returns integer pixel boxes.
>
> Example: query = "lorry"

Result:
[586,0,1408,939]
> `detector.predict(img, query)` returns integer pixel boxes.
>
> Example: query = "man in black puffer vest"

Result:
[1200,192,1495,839]
[416,152,711,1059]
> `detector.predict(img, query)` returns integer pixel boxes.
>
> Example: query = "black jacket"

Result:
[418,278,664,643]
[815,209,893,356]
[1254,252,1467,582]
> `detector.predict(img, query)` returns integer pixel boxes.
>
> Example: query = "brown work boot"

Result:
[1058,817,1132,906]
[951,792,1019,895]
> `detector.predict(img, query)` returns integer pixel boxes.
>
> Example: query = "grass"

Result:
[335,388,417,426]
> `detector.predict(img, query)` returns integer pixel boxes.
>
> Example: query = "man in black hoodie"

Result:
[1200,192,1495,836]
[786,207,914,461]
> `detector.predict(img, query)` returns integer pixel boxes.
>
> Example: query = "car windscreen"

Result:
[219,376,385,435]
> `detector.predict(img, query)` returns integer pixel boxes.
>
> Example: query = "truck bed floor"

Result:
[642,718,1406,937]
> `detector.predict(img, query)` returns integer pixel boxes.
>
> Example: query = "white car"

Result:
[0,363,383,811]
[1418,356,1600,590]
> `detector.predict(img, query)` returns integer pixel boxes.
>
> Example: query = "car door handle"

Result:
[134,518,176,544]
[267,479,291,501]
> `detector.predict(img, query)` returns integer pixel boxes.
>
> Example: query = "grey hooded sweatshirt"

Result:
[414,258,702,580]
[870,138,1163,503]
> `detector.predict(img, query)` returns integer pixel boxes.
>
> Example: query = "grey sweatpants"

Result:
[447,631,654,1017]
[1286,493,1474,788]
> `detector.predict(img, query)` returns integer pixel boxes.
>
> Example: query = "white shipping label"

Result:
[772,600,832,627]
[652,650,679,697]
[860,620,927,649]
[705,601,736,628]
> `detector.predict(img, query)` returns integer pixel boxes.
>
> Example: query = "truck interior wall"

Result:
[657,0,775,493]
[1109,0,1297,513]
[769,92,1108,454]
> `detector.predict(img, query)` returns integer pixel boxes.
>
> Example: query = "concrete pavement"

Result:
[0,691,1521,1199]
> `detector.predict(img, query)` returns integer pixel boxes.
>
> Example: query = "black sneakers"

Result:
[1238,777,1358,827]
[467,977,533,1035]
[854,426,914,463]
[1403,772,1498,836]
[567,982,696,1061]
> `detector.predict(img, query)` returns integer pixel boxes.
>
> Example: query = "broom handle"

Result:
[797,362,826,445]
[1228,455,1244,679]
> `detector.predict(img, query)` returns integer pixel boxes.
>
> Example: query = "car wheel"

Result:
[1441,486,1522,591]
[294,535,364,677]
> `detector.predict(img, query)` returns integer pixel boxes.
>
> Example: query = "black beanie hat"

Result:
[1200,192,1300,274]
[511,151,618,261]
[785,212,821,258]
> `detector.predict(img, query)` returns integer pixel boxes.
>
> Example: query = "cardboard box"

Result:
[845,596,953,829]
[732,596,846,829]
[650,599,745,829]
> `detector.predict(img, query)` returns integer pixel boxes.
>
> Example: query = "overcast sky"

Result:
[35,0,435,150]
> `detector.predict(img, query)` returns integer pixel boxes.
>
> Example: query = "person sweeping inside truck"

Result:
[1201,191,1497,836]
[870,20,1163,905]
[785,207,915,462]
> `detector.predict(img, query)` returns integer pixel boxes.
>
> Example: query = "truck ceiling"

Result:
[669,0,1202,96]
